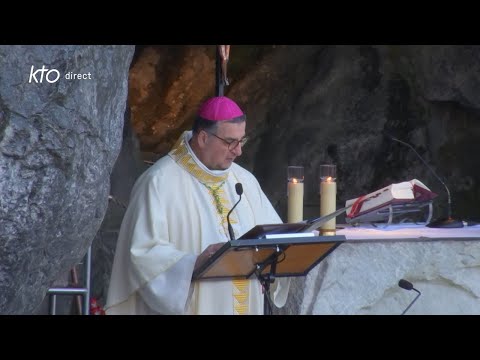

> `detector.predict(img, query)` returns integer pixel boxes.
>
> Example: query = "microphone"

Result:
[398,279,421,315]
[383,131,463,228]
[227,183,243,241]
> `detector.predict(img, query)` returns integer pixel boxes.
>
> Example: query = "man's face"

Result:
[202,121,246,170]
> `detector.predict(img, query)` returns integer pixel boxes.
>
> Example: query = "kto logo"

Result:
[28,65,60,84]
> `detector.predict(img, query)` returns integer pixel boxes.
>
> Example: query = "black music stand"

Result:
[192,234,346,315]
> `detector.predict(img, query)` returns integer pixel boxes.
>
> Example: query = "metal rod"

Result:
[83,246,92,315]
[49,294,57,315]
[70,267,83,315]
[47,246,92,315]
[47,288,88,295]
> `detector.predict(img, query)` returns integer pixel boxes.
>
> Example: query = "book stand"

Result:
[346,200,433,226]
[192,234,346,315]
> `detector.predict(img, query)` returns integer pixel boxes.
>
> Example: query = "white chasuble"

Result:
[106,131,290,315]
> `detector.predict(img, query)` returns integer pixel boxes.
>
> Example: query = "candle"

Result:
[320,177,336,234]
[319,164,337,236]
[287,166,304,223]
[288,178,304,222]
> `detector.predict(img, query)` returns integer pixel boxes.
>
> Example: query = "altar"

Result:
[277,224,480,315]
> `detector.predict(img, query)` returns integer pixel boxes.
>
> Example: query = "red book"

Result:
[346,179,438,220]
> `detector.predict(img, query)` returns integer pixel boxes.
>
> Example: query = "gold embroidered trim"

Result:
[169,132,228,184]
[233,279,249,315]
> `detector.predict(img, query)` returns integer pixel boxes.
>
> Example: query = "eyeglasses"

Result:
[206,131,249,150]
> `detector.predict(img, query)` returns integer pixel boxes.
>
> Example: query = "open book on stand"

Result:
[238,206,351,239]
[192,207,349,281]
[345,179,438,222]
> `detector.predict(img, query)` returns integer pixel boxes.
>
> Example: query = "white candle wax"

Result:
[320,178,336,235]
[288,179,304,223]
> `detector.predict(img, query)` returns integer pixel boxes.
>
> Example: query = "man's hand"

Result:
[194,242,225,270]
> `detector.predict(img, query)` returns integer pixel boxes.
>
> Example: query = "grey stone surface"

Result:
[278,238,480,315]
[0,45,134,314]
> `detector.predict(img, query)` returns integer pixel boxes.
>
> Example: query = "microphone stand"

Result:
[254,247,283,315]
[386,133,463,228]
[401,288,421,315]
[227,183,243,241]
[398,279,422,315]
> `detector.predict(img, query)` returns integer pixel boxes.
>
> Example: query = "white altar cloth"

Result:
[279,224,480,315]
[337,223,480,240]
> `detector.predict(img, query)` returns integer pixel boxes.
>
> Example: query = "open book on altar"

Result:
[345,179,438,220]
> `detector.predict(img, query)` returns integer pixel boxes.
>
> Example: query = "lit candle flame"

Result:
[292,178,298,184]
